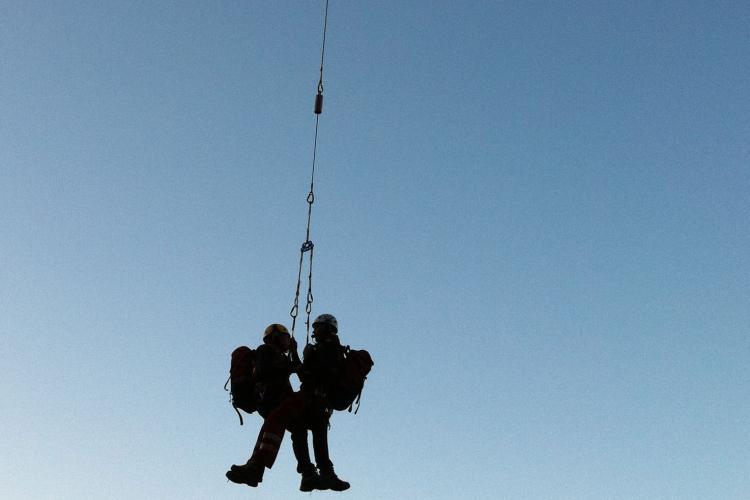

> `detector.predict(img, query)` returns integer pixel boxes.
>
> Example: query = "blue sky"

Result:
[1,1,748,499]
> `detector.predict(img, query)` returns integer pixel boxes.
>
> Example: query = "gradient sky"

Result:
[2,1,749,499]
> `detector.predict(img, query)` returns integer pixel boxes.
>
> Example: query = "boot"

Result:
[226,461,263,487]
[318,468,350,491]
[299,469,322,492]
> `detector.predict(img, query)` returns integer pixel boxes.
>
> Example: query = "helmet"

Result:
[312,314,338,333]
[263,323,290,340]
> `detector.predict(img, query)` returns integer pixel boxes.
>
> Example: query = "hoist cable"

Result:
[317,0,329,93]
[290,0,330,345]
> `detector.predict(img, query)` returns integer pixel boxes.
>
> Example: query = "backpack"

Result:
[329,348,374,413]
[224,346,257,425]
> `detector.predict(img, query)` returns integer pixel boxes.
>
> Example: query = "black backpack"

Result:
[329,348,374,413]
[224,346,257,425]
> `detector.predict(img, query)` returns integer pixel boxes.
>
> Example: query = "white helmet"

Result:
[312,314,338,333]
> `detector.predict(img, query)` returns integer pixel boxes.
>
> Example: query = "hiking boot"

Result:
[226,461,263,487]
[318,470,350,491]
[299,470,323,492]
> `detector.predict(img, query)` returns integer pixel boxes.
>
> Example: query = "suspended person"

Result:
[226,323,326,491]
[226,314,353,491]
[254,324,300,416]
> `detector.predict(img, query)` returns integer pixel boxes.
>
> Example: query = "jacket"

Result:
[300,337,347,399]
[254,343,300,415]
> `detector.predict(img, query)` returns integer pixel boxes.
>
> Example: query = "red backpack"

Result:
[224,346,257,425]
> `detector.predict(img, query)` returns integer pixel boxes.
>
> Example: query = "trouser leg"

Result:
[290,427,315,473]
[250,424,284,469]
[311,420,333,472]
[309,415,349,490]
[250,393,306,469]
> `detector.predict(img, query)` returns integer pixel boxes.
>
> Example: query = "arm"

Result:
[290,337,302,368]
[255,344,297,382]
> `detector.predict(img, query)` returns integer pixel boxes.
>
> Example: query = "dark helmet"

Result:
[263,323,290,340]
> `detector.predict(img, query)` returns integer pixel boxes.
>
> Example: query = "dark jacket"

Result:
[300,337,347,401]
[254,343,300,416]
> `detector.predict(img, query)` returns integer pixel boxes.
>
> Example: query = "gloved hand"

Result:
[290,337,302,365]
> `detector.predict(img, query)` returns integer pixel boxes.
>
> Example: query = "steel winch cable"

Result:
[290,0,331,346]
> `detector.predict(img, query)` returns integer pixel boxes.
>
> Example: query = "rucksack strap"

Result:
[225,372,245,425]
[348,386,364,414]
[234,405,244,426]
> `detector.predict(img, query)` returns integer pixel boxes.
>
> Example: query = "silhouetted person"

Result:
[254,323,299,417]
[226,314,350,491]
[227,323,325,491]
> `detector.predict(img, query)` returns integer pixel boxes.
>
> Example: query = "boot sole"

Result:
[316,482,350,491]
[226,470,260,487]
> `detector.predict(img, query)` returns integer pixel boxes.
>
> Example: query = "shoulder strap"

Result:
[348,387,364,414]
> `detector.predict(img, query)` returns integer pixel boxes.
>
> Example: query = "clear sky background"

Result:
[1,1,749,499]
